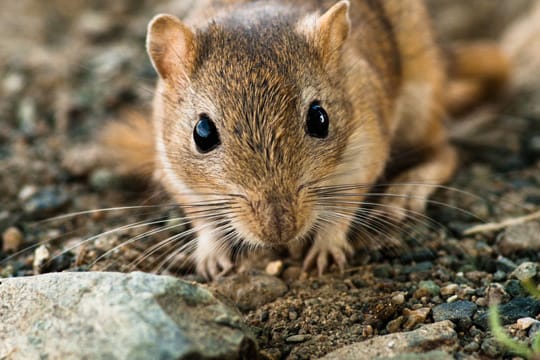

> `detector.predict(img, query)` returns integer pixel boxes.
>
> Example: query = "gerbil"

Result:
[103,0,509,279]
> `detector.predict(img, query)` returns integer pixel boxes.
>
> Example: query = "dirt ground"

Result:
[1,1,540,359]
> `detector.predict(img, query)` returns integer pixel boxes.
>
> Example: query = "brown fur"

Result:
[445,43,511,115]
[100,111,154,176]
[103,0,509,278]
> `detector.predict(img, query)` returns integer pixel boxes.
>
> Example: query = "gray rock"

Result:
[496,256,517,272]
[23,187,71,219]
[475,297,540,330]
[0,272,256,360]
[480,337,504,358]
[432,301,478,323]
[505,279,528,298]
[89,168,121,191]
[498,222,540,256]
[320,321,457,360]
[529,320,540,339]
[212,273,288,312]
[417,280,441,297]
[510,262,538,281]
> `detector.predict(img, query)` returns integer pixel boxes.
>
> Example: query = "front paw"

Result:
[303,233,353,275]
[195,250,234,281]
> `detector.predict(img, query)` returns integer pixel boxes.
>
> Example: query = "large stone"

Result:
[432,301,478,323]
[0,272,257,359]
[475,297,540,330]
[321,321,457,360]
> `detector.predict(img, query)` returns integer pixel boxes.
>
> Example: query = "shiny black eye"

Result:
[194,114,221,153]
[306,102,329,138]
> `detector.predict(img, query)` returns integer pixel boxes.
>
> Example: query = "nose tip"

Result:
[248,193,300,245]
[267,203,298,244]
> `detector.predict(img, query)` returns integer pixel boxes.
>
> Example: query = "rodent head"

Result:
[147,1,369,246]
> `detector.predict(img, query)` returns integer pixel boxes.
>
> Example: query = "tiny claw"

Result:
[196,252,234,281]
[303,236,353,275]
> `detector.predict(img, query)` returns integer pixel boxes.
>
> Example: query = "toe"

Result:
[316,252,328,276]
[330,248,347,273]
[217,256,234,278]
[303,247,318,272]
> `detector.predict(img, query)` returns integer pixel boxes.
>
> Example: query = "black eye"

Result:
[306,102,329,138]
[194,114,221,153]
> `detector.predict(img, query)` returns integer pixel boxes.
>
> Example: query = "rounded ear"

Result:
[146,14,196,81]
[317,0,351,52]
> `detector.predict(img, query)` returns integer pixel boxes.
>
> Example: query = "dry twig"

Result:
[464,210,540,235]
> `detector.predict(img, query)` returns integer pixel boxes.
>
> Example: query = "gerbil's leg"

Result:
[378,144,457,224]
[191,219,233,280]
[303,222,354,275]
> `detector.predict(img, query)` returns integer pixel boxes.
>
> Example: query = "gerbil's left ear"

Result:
[316,1,351,53]
[146,14,196,82]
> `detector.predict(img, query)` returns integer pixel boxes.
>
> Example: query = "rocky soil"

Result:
[1,1,540,359]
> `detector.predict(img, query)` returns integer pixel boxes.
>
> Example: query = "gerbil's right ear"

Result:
[316,0,351,51]
[297,1,351,62]
[146,14,196,81]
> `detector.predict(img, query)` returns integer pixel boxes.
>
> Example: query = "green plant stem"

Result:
[489,305,533,359]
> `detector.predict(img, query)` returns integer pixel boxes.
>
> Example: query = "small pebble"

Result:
[386,316,404,333]
[90,169,120,191]
[475,297,488,307]
[288,311,298,321]
[505,279,527,298]
[33,245,51,274]
[510,262,537,282]
[2,226,24,253]
[391,293,405,305]
[517,317,537,330]
[362,325,374,337]
[529,321,540,339]
[77,11,114,40]
[463,341,480,353]
[493,270,507,282]
[286,334,308,343]
[282,266,302,282]
[481,337,503,358]
[496,256,517,272]
[18,185,38,201]
[486,283,510,305]
[23,188,71,219]
[414,280,440,298]
[2,72,25,95]
[440,284,459,297]
[446,295,458,303]
[265,260,283,276]
[18,97,37,135]
[402,307,431,330]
